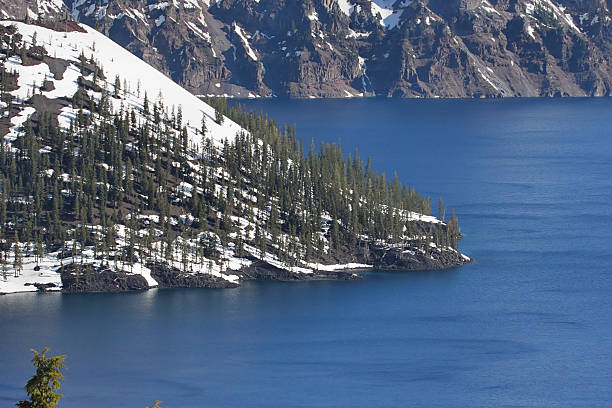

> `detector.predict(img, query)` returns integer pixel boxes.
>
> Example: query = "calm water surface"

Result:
[1,98,611,407]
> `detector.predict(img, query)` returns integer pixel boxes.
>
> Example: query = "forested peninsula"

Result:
[0,21,470,294]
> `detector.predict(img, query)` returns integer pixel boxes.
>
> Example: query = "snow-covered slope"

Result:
[2,20,242,148]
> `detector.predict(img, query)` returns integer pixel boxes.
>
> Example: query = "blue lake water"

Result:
[1,98,612,407]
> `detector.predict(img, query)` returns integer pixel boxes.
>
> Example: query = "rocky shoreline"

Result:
[238,260,361,282]
[52,259,364,293]
[147,261,239,290]
[0,243,471,295]
[27,246,470,294]
[60,264,149,293]
[368,246,472,271]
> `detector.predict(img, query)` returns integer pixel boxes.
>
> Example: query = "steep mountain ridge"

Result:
[31,0,612,97]
[0,0,67,22]
[1,0,610,98]
[0,20,469,294]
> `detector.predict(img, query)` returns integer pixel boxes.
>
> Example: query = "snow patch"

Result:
[233,23,258,61]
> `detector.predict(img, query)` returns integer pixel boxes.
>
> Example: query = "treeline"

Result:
[207,96,461,249]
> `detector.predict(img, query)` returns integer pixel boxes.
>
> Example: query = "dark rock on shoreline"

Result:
[147,262,239,289]
[33,282,58,292]
[238,260,361,282]
[55,245,469,294]
[23,282,58,292]
[367,245,472,271]
[319,240,472,272]
[61,264,149,293]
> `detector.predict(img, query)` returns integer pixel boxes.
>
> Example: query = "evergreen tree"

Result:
[215,108,224,125]
[201,114,207,138]
[113,75,120,98]
[143,92,149,116]
[13,232,23,278]
[438,197,445,222]
[16,348,66,408]
[1,248,7,281]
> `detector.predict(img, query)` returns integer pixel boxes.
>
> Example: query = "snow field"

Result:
[1,21,245,151]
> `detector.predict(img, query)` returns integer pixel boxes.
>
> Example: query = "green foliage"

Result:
[16,348,66,408]
[215,107,224,125]
[113,75,121,98]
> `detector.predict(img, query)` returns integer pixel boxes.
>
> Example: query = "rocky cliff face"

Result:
[2,0,611,97]
[367,0,612,97]
[0,0,67,22]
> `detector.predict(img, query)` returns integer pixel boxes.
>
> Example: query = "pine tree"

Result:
[201,114,207,138]
[1,249,7,281]
[215,108,224,125]
[181,237,189,273]
[143,92,149,116]
[113,75,120,98]
[34,234,43,268]
[448,209,460,249]
[176,105,182,130]
[13,232,23,278]
[16,348,66,408]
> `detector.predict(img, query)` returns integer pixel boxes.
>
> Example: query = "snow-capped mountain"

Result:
[6,0,608,98]
[0,20,469,294]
